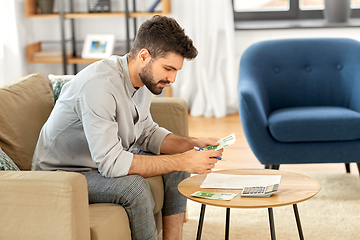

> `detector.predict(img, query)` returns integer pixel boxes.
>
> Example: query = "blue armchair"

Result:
[238,38,360,172]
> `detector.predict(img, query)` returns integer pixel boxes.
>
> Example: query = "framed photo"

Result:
[81,34,115,59]
[88,0,111,13]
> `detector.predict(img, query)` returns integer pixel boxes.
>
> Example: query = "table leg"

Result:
[293,204,305,240]
[268,208,276,240]
[225,208,230,240]
[196,204,206,240]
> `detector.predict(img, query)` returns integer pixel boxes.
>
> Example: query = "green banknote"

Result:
[204,133,236,151]
[191,191,237,201]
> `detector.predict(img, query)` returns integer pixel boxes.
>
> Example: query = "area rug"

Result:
[182,172,360,240]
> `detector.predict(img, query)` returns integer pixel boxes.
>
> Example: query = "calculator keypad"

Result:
[243,187,265,194]
[241,186,275,197]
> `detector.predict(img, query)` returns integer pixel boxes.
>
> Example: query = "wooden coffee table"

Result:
[178,169,321,240]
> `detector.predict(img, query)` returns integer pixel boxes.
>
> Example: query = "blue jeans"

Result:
[82,150,189,240]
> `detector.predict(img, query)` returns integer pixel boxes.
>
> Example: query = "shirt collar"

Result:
[120,54,138,98]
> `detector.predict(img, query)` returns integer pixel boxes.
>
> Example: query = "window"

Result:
[233,0,360,21]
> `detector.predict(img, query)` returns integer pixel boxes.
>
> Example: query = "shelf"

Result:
[67,57,99,64]
[25,0,171,72]
[27,42,99,64]
[25,0,171,18]
[66,11,168,18]
[25,11,169,18]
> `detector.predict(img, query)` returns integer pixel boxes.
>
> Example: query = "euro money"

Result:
[204,133,236,151]
[191,191,237,201]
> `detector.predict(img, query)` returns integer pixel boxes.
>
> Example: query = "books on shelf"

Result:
[33,51,72,61]
[148,0,161,12]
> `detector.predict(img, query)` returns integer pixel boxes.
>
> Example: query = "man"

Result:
[32,15,223,240]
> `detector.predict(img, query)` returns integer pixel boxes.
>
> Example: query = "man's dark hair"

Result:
[129,15,198,60]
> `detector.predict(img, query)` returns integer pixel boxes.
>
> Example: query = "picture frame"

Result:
[81,34,115,59]
[88,0,111,13]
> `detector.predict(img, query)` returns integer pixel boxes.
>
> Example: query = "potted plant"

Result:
[37,0,55,14]
[324,0,351,23]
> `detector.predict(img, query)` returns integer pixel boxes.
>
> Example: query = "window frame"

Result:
[233,0,360,21]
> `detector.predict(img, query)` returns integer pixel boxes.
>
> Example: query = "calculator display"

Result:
[265,184,278,193]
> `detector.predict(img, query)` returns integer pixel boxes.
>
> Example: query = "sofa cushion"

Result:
[0,149,20,171]
[89,203,131,240]
[150,97,189,137]
[88,176,164,240]
[268,106,360,142]
[0,73,54,170]
[146,175,164,214]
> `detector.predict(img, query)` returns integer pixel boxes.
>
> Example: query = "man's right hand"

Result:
[128,147,223,178]
[179,148,223,174]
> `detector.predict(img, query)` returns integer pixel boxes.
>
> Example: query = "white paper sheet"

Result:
[200,173,282,189]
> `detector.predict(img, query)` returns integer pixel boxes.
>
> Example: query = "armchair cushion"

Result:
[268,106,360,142]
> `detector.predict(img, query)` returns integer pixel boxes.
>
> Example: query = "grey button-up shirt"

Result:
[32,55,171,177]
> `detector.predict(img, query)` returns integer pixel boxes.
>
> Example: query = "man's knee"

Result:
[163,171,190,187]
[119,175,155,209]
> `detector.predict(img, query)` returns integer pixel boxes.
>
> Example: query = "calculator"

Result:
[241,184,279,198]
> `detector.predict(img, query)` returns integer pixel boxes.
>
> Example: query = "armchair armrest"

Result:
[238,77,276,164]
[238,78,270,129]
[0,171,90,240]
[349,80,360,113]
[150,97,189,137]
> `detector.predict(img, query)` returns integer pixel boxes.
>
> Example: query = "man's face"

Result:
[139,52,184,95]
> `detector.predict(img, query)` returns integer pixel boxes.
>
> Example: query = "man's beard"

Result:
[139,61,170,95]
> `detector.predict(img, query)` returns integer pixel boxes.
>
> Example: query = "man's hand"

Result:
[160,134,221,154]
[129,135,225,177]
[193,137,220,149]
[179,148,223,174]
[161,135,224,174]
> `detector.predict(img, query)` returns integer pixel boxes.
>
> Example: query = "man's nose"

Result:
[167,72,177,83]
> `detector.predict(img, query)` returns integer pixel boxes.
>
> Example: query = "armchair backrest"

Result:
[239,38,360,112]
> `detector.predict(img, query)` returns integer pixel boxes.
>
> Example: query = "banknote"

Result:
[204,133,236,151]
[191,191,237,201]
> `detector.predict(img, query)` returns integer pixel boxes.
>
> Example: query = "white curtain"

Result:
[0,0,27,86]
[169,0,238,118]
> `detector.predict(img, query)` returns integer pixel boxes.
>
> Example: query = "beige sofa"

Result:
[0,73,188,240]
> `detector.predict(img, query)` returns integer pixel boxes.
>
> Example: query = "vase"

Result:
[37,0,54,14]
[324,0,351,23]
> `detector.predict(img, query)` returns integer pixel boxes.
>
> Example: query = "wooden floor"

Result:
[188,113,359,175]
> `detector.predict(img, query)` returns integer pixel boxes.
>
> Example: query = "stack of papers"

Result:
[200,173,281,189]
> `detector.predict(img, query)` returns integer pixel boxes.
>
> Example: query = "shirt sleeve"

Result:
[75,80,133,178]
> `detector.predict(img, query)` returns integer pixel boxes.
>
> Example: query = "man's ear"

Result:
[138,49,151,63]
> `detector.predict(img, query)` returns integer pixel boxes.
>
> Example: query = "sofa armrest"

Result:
[0,171,90,240]
[150,97,189,137]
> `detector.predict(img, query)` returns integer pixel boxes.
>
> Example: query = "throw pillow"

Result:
[48,74,74,103]
[0,149,20,171]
